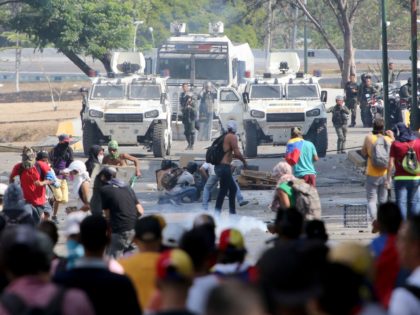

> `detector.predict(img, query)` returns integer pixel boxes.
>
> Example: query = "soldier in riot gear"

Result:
[179,83,196,150]
[358,75,379,128]
[345,73,359,127]
[327,95,350,154]
[198,82,217,141]
[399,78,412,126]
[399,77,412,100]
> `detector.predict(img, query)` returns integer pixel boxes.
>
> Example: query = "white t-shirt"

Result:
[201,162,215,176]
[187,274,220,315]
[389,266,420,315]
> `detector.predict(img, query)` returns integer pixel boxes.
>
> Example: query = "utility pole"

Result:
[381,0,390,129]
[264,0,273,72]
[410,0,419,130]
[303,0,308,73]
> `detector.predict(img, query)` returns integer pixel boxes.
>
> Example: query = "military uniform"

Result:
[198,89,216,141]
[345,80,359,127]
[358,84,378,127]
[327,103,350,153]
[180,92,196,149]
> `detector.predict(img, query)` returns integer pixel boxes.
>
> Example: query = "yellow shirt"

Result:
[119,252,160,309]
[361,134,392,177]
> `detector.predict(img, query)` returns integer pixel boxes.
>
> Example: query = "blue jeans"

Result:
[394,180,420,219]
[215,164,237,214]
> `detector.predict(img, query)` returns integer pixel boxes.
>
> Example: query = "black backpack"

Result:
[206,134,226,165]
[0,287,66,315]
[161,168,184,190]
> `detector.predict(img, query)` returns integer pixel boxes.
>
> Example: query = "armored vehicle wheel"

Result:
[83,121,101,156]
[245,124,258,158]
[305,123,328,158]
[152,123,166,158]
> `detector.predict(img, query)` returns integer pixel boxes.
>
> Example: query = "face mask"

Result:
[22,160,35,169]
[98,154,104,164]
[110,150,119,159]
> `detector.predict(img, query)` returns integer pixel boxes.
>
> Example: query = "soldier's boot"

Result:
[185,135,191,150]
[337,139,342,154]
[190,134,195,150]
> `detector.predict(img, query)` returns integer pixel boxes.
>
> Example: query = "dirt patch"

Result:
[0,100,81,143]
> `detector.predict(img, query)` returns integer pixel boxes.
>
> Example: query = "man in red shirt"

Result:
[9,147,52,223]
[387,123,420,219]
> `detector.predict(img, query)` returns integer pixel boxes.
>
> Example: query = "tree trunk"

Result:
[60,49,94,76]
[342,28,356,87]
[99,53,112,76]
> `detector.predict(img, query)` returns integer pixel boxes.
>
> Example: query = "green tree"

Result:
[7,0,134,75]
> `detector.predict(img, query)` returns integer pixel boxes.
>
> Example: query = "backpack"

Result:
[289,179,321,219]
[206,134,226,165]
[161,168,184,190]
[402,142,420,175]
[371,135,390,168]
[0,287,66,315]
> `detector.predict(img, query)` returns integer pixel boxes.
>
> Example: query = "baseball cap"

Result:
[135,215,162,242]
[156,249,194,281]
[58,134,71,143]
[218,228,246,253]
[335,95,344,101]
[64,211,88,236]
[36,151,49,161]
[162,223,186,248]
[226,120,237,133]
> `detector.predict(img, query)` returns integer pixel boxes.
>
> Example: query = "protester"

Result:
[389,215,420,315]
[271,207,304,242]
[215,120,247,215]
[49,134,73,225]
[369,202,405,309]
[103,140,142,177]
[361,117,394,225]
[63,160,91,212]
[180,227,219,315]
[164,165,197,205]
[37,220,66,276]
[213,228,257,282]
[64,211,88,270]
[119,215,162,308]
[1,183,34,226]
[9,147,52,223]
[100,167,144,258]
[0,225,94,315]
[285,127,319,186]
[154,249,195,315]
[85,144,104,177]
[387,122,420,219]
[54,215,142,315]
[271,161,296,210]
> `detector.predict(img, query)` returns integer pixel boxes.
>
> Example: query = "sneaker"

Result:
[239,200,249,207]
[51,216,59,225]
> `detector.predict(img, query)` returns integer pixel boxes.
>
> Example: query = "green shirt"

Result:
[277,182,295,207]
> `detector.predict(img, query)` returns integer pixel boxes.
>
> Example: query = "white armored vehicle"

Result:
[156,22,254,137]
[82,52,172,157]
[242,52,328,157]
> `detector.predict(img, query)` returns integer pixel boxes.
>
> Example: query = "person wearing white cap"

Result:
[327,95,350,154]
[214,120,247,215]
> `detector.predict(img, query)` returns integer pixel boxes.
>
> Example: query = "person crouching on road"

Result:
[361,118,394,227]
[327,95,350,154]
[285,127,319,187]
[164,166,197,206]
